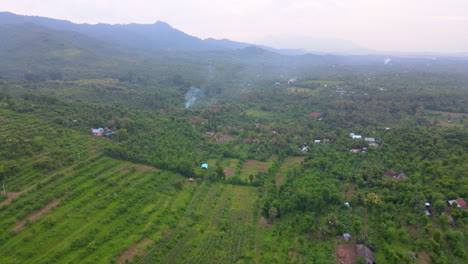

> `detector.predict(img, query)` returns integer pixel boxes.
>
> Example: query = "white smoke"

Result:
[384,58,391,65]
[185,86,204,108]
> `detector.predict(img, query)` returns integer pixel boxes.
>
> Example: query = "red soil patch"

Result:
[224,167,236,178]
[346,184,354,201]
[12,198,61,231]
[241,159,269,173]
[117,239,153,264]
[0,187,32,207]
[136,165,159,172]
[336,244,357,264]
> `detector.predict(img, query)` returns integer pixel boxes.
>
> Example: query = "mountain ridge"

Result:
[0,12,307,55]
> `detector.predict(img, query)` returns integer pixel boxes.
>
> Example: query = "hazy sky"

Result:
[2,0,468,53]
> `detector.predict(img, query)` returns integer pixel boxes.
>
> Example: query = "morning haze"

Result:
[2,0,468,54]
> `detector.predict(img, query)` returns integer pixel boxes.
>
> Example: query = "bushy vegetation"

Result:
[0,27,467,263]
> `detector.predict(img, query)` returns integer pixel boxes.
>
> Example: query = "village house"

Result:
[382,170,407,179]
[336,244,375,264]
[300,145,308,153]
[200,163,208,169]
[91,128,104,136]
[364,137,379,147]
[448,198,468,210]
[350,133,362,139]
[343,233,351,241]
[336,89,348,94]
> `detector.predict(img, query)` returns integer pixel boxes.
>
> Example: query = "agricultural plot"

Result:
[0,109,109,191]
[139,185,258,264]
[222,158,240,178]
[287,87,316,94]
[239,159,271,179]
[427,110,467,127]
[0,156,189,264]
[275,156,304,186]
[1,144,261,264]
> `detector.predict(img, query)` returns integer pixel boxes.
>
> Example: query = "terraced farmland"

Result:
[0,152,262,264]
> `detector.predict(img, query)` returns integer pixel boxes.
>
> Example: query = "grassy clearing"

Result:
[275,156,304,186]
[427,110,466,127]
[239,159,270,179]
[223,159,240,178]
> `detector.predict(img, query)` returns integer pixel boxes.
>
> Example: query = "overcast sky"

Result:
[2,0,468,53]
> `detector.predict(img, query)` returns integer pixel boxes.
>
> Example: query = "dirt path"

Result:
[12,198,61,231]
[346,184,354,201]
[0,187,32,207]
[117,239,153,264]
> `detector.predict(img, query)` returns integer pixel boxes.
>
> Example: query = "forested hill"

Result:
[0,12,252,52]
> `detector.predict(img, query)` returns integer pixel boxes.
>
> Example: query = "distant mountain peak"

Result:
[154,20,173,28]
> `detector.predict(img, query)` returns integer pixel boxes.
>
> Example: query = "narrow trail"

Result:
[12,198,61,231]
[0,187,33,207]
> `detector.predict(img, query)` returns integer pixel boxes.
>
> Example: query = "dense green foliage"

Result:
[0,18,467,263]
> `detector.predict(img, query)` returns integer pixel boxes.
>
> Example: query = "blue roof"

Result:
[98,128,104,131]
[201,163,208,169]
